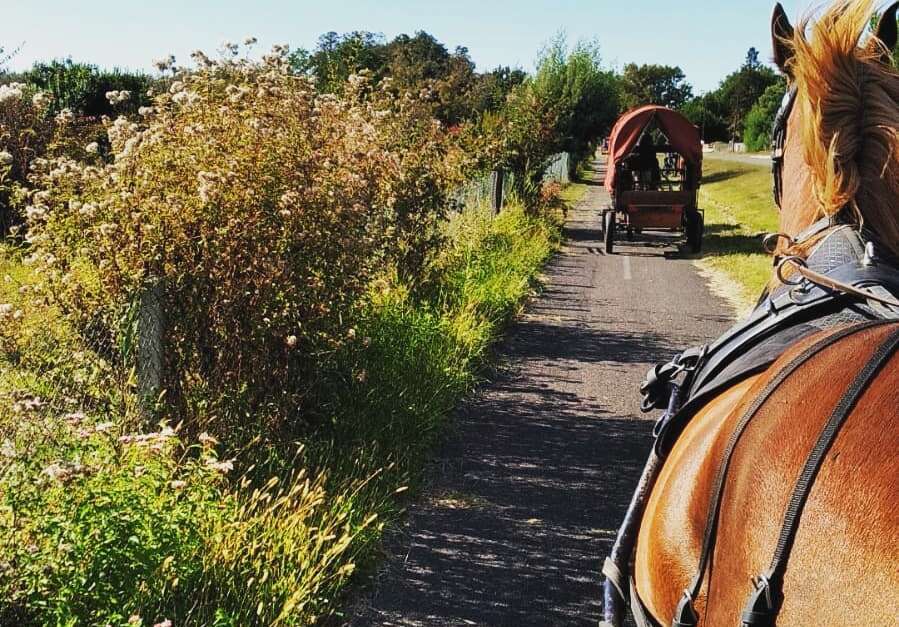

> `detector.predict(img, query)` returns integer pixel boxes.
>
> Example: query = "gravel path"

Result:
[350,157,734,626]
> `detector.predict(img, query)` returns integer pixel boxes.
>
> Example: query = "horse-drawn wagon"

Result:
[602,105,704,254]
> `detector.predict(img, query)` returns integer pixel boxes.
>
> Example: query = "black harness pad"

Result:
[648,227,899,456]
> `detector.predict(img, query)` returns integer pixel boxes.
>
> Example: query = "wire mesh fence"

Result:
[543,152,571,184]
[454,152,570,213]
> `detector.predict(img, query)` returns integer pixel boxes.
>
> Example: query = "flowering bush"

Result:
[0,82,105,234]
[27,45,465,434]
[0,83,55,233]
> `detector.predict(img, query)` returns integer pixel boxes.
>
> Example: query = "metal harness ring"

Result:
[776,255,807,286]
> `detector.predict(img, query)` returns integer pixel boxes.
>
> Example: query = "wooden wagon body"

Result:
[602,106,704,254]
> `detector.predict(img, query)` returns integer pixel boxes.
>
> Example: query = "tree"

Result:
[531,37,620,160]
[618,63,693,110]
[289,31,387,93]
[715,48,779,141]
[23,59,152,116]
[383,34,477,125]
[486,35,619,208]
[744,46,762,70]
[289,30,523,125]
[466,66,527,114]
[681,92,729,142]
[743,79,787,152]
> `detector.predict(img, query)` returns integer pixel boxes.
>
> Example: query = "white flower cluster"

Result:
[153,54,176,72]
[204,457,234,474]
[0,150,13,166]
[225,84,250,103]
[172,90,199,106]
[105,90,131,105]
[107,115,141,156]
[54,108,75,125]
[191,49,212,67]
[0,82,24,102]
[42,460,86,484]
[118,425,177,453]
[221,40,240,56]
[197,170,222,202]
[31,90,52,109]
[11,396,43,414]
[262,43,291,67]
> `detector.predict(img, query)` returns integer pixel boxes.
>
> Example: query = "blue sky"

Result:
[1,1,811,93]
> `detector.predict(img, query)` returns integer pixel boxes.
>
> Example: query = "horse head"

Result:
[770,0,899,260]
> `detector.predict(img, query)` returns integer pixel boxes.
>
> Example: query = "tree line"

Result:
[2,17,896,170]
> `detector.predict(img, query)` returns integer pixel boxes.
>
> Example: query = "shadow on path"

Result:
[350,157,733,626]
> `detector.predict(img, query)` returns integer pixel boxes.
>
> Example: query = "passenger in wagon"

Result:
[627,133,661,190]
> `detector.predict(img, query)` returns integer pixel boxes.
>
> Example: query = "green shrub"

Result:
[0,420,223,626]
[530,37,619,162]
[473,36,617,209]
[0,197,564,625]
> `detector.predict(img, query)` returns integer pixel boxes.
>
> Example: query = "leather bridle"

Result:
[771,86,797,209]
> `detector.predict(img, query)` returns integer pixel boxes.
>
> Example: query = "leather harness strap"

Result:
[740,323,899,626]
[780,256,899,309]
[671,320,896,627]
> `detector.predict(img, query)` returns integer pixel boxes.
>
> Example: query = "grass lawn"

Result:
[698,155,780,310]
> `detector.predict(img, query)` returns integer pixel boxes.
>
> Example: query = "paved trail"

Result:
[351,158,733,626]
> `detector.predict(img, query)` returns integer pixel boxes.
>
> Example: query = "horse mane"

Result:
[786,0,899,256]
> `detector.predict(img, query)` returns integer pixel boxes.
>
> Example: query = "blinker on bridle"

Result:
[771,86,798,210]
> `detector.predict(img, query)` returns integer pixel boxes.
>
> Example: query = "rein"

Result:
[776,255,899,309]
[741,324,899,625]
[764,228,899,309]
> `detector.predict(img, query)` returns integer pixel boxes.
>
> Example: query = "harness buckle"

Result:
[640,346,707,415]
[741,575,776,627]
[671,590,699,627]
[763,232,794,255]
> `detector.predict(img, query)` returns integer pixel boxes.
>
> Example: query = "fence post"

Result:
[489,168,505,214]
[137,280,164,413]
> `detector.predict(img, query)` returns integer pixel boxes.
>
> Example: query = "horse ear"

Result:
[872,1,898,62]
[772,3,795,73]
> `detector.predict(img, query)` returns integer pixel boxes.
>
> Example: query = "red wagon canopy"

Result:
[603,105,702,192]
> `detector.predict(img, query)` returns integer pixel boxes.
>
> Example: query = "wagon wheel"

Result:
[686,210,704,254]
[603,210,616,254]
